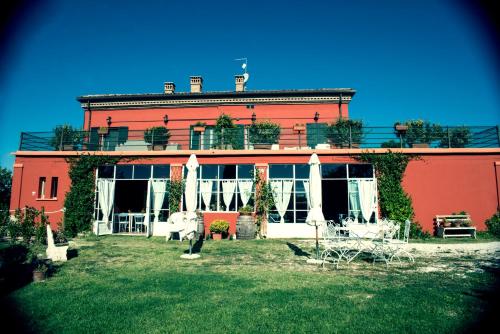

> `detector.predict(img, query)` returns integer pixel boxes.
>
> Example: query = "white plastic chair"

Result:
[165,212,198,241]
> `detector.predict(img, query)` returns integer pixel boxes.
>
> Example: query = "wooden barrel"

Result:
[236,215,256,240]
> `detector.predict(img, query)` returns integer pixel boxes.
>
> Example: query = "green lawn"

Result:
[1,236,498,333]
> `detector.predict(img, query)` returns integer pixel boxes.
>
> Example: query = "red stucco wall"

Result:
[403,154,499,232]
[10,150,500,234]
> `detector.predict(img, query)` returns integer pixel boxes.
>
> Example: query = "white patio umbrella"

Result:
[183,154,199,257]
[306,153,325,260]
[185,154,199,213]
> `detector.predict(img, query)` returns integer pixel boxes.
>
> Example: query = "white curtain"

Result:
[222,180,236,211]
[152,180,167,223]
[348,180,360,221]
[270,180,294,224]
[302,180,310,209]
[97,179,115,224]
[358,180,375,222]
[200,180,213,211]
[238,180,253,207]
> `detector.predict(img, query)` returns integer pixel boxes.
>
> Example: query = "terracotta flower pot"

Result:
[33,271,46,282]
[212,233,222,240]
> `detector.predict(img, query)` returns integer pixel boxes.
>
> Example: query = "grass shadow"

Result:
[67,248,78,260]
[182,238,204,254]
[286,242,311,258]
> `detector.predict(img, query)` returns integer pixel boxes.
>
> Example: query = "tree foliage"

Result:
[0,167,12,208]
[64,154,120,237]
[359,150,429,238]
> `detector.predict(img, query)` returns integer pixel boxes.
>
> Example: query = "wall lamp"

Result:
[163,115,169,124]
[106,116,112,127]
[314,112,319,122]
[251,112,256,123]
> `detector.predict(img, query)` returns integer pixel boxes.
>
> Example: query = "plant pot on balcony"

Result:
[293,124,306,132]
[253,144,272,149]
[193,126,206,133]
[395,124,408,132]
[62,144,75,151]
[412,143,429,148]
[152,144,166,151]
[97,127,109,135]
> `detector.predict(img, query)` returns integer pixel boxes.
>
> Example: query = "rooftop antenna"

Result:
[235,57,249,84]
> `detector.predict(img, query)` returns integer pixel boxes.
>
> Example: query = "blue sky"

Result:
[1,0,498,168]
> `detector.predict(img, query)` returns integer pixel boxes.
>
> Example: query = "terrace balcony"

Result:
[18,125,500,152]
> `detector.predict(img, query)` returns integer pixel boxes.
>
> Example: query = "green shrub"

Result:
[439,126,471,148]
[143,127,171,145]
[238,205,253,215]
[209,220,230,234]
[214,114,241,149]
[485,211,500,237]
[249,120,281,145]
[397,120,443,147]
[326,119,363,147]
[20,207,38,244]
[50,124,82,150]
[6,209,22,243]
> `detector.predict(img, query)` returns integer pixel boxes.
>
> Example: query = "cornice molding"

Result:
[81,95,353,110]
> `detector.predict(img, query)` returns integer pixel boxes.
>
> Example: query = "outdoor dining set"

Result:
[318,218,415,269]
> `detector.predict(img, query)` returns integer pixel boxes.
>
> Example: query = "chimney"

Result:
[164,82,175,94]
[235,75,245,92]
[190,76,203,93]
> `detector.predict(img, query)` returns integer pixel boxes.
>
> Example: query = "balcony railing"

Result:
[18,125,500,152]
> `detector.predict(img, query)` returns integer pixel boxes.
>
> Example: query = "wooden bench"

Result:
[435,215,476,239]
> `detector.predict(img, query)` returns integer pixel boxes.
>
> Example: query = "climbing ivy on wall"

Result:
[358,150,429,238]
[64,154,120,237]
[167,179,184,214]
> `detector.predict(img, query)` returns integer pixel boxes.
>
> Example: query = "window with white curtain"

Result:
[197,164,254,212]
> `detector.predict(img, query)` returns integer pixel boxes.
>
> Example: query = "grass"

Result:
[1,236,499,333]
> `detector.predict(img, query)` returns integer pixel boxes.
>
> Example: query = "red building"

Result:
[9,75,500,237]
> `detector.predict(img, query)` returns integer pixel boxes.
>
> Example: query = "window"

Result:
[38,177,46,199]
[269,163,377,224]
[268,164,309,224]
[197,164,254,211]
[50,177,58,198]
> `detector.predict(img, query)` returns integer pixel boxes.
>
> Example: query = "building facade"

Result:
[9,76,500,237]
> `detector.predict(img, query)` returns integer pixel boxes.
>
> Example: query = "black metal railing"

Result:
[18,125,500,152]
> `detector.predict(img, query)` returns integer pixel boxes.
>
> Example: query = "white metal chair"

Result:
[321,221,362,269]
[387,220,414,263]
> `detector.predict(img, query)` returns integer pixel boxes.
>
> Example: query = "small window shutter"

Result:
[190,127,201,150]
[118,127,128,145]
[307,123,327,148]
[89,128,99,150]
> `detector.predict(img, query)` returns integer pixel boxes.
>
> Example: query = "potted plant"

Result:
[439,126,471,148]
[293,123,306,132]
[238,205,253,216]
[237,205,256,240]
[325,119,363,148]
[50,124,83,151]
[249,120,281,149]
[209,219,229,240]
[214,114,239,149]
[397,120,443,148]
[27,251,49,282]
[97,126,109,135]
[144,126,171,150]
[193,121,207,133]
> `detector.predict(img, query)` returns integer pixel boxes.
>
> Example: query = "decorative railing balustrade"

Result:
[18,125,500,152]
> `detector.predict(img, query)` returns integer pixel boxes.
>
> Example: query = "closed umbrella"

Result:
[306,153,325,260]
[183,154,199,257]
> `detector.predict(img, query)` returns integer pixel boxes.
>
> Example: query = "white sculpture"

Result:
[46,225,68,262]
